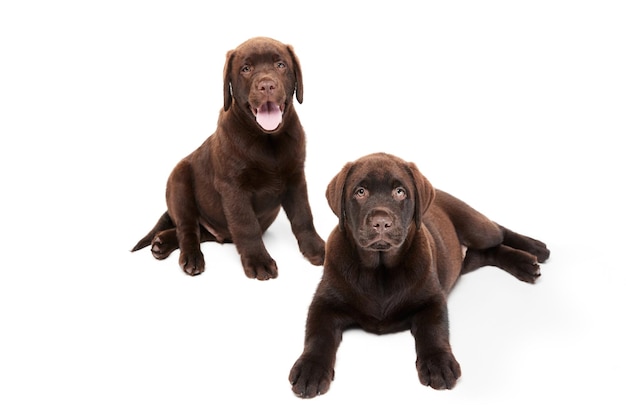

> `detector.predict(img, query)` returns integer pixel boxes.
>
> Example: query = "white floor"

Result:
[1,1,624,417]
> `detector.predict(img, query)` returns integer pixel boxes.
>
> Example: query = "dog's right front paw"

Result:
[241,253,278,280]
[416,352,461,390]
[289,356,334,399]
[179,250,205,276]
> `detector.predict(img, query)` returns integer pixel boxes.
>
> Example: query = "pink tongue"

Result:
[255,102,282,131]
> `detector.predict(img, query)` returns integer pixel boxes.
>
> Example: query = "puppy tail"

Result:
[131,211,174,252]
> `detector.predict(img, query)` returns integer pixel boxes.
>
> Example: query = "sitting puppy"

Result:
[132,37,325,279]
[289,152,550,397]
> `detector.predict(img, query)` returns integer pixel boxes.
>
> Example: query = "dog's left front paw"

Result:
[298,234,326,266]
[416,352,461,390]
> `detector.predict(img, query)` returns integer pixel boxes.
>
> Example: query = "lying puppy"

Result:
[289,152,550,397]
[132,37,325,279]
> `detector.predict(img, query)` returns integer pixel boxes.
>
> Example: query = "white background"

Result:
[1,1,624,416]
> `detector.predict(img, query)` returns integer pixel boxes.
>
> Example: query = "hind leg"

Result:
[437,191,550,259]
[151,227,220,260]
[437,190,550,283]
[132,211,175,252]
[462,245,542,283]
[461,227,550,284]
[436,190,505,249]
[151,228,178,260]
[500,226,550,263]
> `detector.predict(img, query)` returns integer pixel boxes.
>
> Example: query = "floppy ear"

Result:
[223,50,235,111]
[287,45,303,104]
[406,162,436,227]
[326,162,354,230]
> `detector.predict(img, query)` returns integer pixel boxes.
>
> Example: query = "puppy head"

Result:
[222,37,303,132]
[326,153,435,250]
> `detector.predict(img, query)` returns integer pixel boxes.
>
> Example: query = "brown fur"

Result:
[289,153,550,397]
[132,37,325,279]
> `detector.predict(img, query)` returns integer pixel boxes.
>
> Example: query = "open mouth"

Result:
[252,101,284,131]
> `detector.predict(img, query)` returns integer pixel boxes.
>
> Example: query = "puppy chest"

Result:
[238,167,288,195]
[345,270,430,334]
[351,294,415,334]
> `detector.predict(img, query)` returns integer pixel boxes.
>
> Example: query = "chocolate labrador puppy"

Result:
[132,37,325,279]
[289,153,550,397]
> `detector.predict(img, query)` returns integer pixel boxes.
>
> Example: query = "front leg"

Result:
[166,162,205,276]
[281,173,325,266]
[289,296,349,398]
[411,297,461,390]
[220,189,277,280]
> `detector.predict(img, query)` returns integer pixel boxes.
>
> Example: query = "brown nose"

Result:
[369,210,393,233]
[257,79,276,96]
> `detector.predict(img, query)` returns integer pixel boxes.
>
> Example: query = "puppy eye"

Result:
[355,187,368,199]
[393,187,407,200]
[241,65,252,73]
[275,61,286,69]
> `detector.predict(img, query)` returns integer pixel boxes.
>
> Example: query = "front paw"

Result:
[289,356,334,399]
[416,352,461,390]
[299,234,326,266]
[241,253,278,280]
[179,249,205,276]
